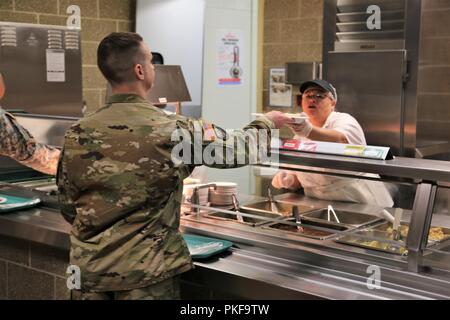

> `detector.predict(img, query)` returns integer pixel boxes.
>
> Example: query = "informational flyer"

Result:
[269,68,292,107]
[280,139,392,160]
[46,49,66,82]
[217,29,244,86]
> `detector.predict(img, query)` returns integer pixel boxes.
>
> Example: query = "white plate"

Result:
[213,182,237,188]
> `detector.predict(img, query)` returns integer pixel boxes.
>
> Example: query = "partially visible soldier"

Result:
[57,32,291,300]
[0,71,60,175]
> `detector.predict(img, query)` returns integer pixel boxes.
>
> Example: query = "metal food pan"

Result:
[336,222,450,255]
[301,208,382,230]
[240,201,316,218]
[371,222,450,244]
[262,218,344,240]
[336,230,408,256]
[206,207,284,227]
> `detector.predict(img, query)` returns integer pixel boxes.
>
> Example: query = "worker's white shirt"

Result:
[292,111,394,207]
[312,111,366,145]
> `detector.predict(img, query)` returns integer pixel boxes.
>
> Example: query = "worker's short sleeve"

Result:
[328,113,366,145]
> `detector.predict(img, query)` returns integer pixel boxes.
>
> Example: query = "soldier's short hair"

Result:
[97,32,146,85]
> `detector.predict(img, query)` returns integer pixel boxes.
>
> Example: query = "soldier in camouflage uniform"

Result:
[57,32,291,300]
[0,72,60,175]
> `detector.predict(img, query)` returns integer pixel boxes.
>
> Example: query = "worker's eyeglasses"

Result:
[302,93,331,101]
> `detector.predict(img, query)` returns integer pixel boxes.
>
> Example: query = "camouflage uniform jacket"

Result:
[57,94,274,292]
[0,107,60,175]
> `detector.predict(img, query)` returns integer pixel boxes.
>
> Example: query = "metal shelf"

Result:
[268,149,450,183]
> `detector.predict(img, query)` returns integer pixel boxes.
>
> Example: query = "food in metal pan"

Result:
[386,226,450,241]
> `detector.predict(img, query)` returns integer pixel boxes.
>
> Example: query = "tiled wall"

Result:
[417,0,450,143]
[0,0,136,114]
[0,235,69,300]
[263,0,324,114]
[0,233,242,300]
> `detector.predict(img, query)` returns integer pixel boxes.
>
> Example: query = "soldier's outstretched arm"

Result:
[0,109,60,175]
[19,143,61,175]
[171,116,278,169]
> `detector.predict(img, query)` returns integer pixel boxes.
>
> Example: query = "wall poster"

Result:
[46,49,66,82]
[217,29,244,86]
[269,68,292,107]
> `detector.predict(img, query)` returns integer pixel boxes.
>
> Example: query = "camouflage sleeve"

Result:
[56,148,77,224]
[19,143,61,175]
[0,109,60,175]
[171,116,275,168]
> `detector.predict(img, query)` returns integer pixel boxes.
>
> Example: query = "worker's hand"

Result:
[265,111,293,129]
[272,171,301,190]
[287,118,313,137]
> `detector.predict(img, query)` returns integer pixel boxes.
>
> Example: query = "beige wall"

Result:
[0,0,136,114]
[262,0,323,112]
[262,0,324,139]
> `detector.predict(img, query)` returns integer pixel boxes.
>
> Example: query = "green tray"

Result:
[0,194,41,213]
[182,234,233,260]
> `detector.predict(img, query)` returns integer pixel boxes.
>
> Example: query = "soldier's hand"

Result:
[265,111,293,129]
[287,118,313,137]
[271,171,301,190]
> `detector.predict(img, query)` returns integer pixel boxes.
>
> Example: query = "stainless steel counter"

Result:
[1,188,449,300]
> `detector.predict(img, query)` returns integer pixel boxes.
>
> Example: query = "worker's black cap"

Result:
[300,79,337,101]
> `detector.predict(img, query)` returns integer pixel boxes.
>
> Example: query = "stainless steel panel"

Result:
[402,0,421,157]
[336,10,404,23]
[336,30,404,41]
[334,40,405,51]
[0,22,82,117]
[326,50,406,155]
[285,62,320,85]
[334,0,406,46]
[407,183,436,271]
[322,0,337,75]
[13,114,76,147]
[336,20,404,33]
[336,0,405,13]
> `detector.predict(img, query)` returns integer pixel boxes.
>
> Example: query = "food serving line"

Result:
[1,150,450,299]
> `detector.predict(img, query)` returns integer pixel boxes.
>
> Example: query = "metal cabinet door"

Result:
[326,50,407,155]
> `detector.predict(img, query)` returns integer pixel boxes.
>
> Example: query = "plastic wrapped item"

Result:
[182,234,233,259]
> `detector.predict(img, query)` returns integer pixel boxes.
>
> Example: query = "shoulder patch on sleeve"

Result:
[202,120,217,142]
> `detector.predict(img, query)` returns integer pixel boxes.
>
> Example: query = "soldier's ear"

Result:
[134,64,145,80]
[0,73,5,100]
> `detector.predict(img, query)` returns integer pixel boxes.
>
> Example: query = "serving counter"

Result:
[0,150,450,299]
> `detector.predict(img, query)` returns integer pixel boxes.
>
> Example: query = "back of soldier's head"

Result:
[97,32,145,86]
